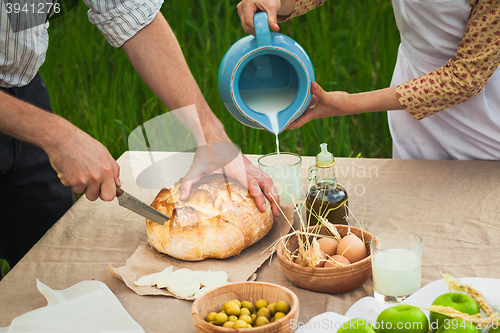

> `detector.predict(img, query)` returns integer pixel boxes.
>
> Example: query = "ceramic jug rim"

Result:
[229,46,312,134]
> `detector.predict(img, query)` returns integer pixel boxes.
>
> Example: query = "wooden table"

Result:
[1,152,499,332]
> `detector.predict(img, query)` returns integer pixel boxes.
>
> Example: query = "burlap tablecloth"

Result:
[1,152,499,332]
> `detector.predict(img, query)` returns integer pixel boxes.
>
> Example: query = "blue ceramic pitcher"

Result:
[218,12,315,134]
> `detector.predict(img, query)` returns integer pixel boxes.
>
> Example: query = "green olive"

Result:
[255,299,269,310]
[213,312,228,326]
[274,311,286,321]
[222,321,234,328]
[232,320,248,329]
[239,307,251,317]
[223,301,240,316]
[239,314,253,325]
[231,299,241,308]
[206,312,217,322]
[275,301,290,314]
[255,316,270,327]
[250,313,257,325]
[241,300,255,313]
[267,303,276,315]
[228,315,238,322]
[257,307,271,320]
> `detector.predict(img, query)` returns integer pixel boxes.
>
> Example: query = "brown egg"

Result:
[317,237,339,257]
[295,248,327,267]
[336,234,367,263]
[324,254,351,267]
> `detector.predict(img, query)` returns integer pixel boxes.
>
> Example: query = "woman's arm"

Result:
[287,83,402,129]
[396,0,500,120]
[290,0,500,127]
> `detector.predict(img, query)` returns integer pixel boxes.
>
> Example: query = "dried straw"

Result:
[262,190,368,269]
[415,274,500,329]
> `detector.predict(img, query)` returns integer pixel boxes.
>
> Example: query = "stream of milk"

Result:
[240,87,297,164]
[240,87,302,201]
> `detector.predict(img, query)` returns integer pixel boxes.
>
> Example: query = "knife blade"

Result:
[116,186,170,225]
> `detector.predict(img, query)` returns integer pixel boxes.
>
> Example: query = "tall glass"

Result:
[370,230,423,302]
[258,153,302,203]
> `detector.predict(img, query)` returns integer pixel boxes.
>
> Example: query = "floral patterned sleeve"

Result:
[277,0,328,22]
[397,0,500,120]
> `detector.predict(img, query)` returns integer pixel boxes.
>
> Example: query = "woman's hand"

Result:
[237,0,295,34]
[287,82,350,129]
[288,82,403,129]
[237,0,281,34]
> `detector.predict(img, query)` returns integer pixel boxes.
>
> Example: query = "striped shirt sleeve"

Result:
[83,0,164,48]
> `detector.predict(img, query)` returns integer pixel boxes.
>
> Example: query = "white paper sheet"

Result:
[296,277,500,333]
[0,280,144,333]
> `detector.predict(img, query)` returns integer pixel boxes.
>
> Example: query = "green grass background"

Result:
[40,0,399,160]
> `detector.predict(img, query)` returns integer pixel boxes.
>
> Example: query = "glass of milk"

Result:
[370,230,423,302]
[258,152,303,203]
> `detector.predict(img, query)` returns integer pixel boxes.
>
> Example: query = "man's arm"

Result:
[121,12,227,145]
[122,12,279,215]
[0,90,120,201]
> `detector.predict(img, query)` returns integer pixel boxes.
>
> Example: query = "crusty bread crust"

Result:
[146,174,274,261]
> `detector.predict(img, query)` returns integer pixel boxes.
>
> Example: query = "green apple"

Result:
[488,322,500,333]
[435,318,480,333]
[376,304,429,333]
[429,293,480,331]
[337,318,375,333]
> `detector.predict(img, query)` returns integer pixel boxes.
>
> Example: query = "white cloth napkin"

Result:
[296,277,500,333]
[0,280,145,333]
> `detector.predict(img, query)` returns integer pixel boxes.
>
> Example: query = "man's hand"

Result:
[44,124,121,202]
[178,142,280,216]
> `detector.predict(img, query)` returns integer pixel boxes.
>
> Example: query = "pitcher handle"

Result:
[254,12,272,48]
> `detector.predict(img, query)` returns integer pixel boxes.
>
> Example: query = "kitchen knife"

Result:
[116,186,170,225]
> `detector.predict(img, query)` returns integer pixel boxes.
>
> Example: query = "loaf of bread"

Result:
[146,174,274,261]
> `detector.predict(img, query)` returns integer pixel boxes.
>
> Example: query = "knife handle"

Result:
[116,186,124,197]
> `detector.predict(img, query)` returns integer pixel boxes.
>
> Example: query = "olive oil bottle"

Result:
[305,143,348,225]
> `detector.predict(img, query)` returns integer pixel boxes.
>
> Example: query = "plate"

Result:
[295,277,500,333]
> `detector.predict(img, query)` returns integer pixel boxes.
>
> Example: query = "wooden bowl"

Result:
[192,281,299,333]
[277,225,373,294]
